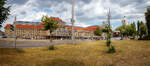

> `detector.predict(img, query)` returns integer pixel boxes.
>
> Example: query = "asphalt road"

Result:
[111,37,121,40]
[0,37,121,48]
[0,38,91,48]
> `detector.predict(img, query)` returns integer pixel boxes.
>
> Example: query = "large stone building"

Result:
[5,21,48,39]
[66,26,102,40]
[5,17,102,40]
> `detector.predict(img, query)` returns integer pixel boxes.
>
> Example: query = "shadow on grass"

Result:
[41,58,85,66]
[0,48,25,54]
[16,49,25,53]
[0,48,25,65]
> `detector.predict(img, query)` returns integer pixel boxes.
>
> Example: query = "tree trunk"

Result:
[50,31,52,43]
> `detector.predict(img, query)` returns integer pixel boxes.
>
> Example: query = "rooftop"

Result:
[66,25,102,31]
[5,17,65,29]
[15,21,41,25]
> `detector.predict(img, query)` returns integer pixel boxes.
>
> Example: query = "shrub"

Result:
[106,40,111,47]
[48,45,54,50]
[107,46,116,53]
[138,35,150,40]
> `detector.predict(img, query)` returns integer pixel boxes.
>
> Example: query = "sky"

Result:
[2,0,150,31]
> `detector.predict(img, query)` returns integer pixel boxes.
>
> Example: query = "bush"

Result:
[107,46,116,53]
[48,45,54,50]
[106,40,111,47]
[138,35,150,40]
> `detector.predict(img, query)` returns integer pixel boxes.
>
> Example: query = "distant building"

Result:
[5,21,48,39]
[66,25,102,40]
[5,17,68,39]
[5,17,103,40]
[122,16,128,25]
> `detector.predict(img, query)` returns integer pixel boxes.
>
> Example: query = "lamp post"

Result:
[107,9,111,28]
[107,8,111,41]
[14,16,17,48]
[71,0,75,44]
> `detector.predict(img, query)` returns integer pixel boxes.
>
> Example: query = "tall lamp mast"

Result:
[14,16,17,48]
[71,0,75,44]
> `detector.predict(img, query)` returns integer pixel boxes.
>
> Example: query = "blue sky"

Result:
[1,0,150,31]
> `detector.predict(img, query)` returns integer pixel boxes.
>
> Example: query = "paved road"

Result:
[111,37,121,41]
[0,37,121,48]
[0,39,91,48]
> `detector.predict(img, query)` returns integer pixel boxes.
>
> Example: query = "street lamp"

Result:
[14,16,17,48]
[71,0,75,44]
[107,9,111,28]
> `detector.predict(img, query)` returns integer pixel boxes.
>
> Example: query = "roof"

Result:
[15,24,42,29]
[86,25,102,29]
[5,17,65,29]
[66,25,103,31]
[85,26,102,31]
[49,17,65,23]
[15,21,41,25]
[5,24,12,28]
[66,26,85,30]
[5,24,42,29]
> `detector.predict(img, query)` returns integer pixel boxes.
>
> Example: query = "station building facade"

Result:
[5,17,102,40]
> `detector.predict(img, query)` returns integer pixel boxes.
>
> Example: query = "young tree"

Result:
[0,0,10,27]
[41,16,58,42]
[106,24,115,53]
[145,6,150,35]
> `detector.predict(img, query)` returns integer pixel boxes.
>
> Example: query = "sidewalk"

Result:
[0,38,92,48]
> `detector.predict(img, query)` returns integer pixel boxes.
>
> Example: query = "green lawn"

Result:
[0,40,150,66]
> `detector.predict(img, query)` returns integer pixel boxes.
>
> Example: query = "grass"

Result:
[0,40,150,66]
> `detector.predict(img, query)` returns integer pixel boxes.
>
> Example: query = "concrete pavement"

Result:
[0,38,91,48]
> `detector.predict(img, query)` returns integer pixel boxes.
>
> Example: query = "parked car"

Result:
[2,35,7,38]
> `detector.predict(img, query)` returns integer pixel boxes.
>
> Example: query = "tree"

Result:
[145,6,150,35]
[115,24,127,37]
[102,28,107,32]
[41,16,58,42]
[130,23,136,37]
[106,23,115,53]
[115,23,136,38]
[94,26,102,36]
[127,23,136,37]
[0,0,10,27]
[137,21,147,38]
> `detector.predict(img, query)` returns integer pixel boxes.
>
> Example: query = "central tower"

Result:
[122,16,128,25]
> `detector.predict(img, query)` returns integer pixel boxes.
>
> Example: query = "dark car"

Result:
[2,35,7,38]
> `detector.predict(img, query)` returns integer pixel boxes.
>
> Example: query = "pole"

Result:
[14,16,17,48]
[71,0,75,44]
[107,8,111,40]
[108,8,111,28]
